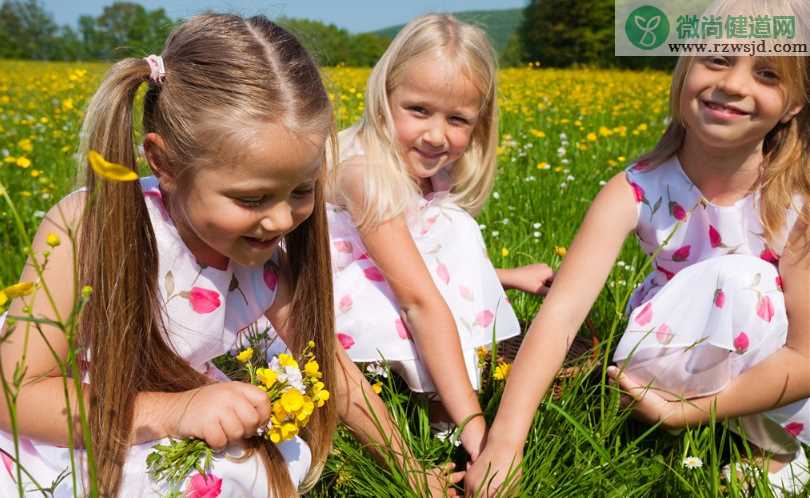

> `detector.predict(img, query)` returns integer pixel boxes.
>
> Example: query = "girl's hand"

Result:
[459,415,487,462]
[607,366,685,429]
[498,264,554,295]
[464,441,522,498]
[166,381,271,450]
[423,462,465,497]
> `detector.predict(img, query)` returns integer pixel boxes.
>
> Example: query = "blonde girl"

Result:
[468,2,810,496]
[327,13,553,463]
[0,14,452,497]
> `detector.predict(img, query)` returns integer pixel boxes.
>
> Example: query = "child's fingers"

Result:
[203,423,228,450]
[448,470,465,484]
[219,407,248,442]
[232,382,272,421]
[232,399,263,435]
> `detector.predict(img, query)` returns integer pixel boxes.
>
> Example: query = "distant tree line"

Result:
[0,0,392,64]
[515,0,676,70]
[0,0,672,69]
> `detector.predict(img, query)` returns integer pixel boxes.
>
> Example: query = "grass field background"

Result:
[0,60,806,497]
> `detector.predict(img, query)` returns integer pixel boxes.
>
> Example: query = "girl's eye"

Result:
[757,69,780,83]
[408,106,428,116]
[235,196,264,207]
[449,115,471,125]
[292,187,315,198]
[704,56,728,67]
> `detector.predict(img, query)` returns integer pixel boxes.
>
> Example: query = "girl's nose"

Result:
[717,66,751,97]
[422,120,446,148]
[260,202,293,234]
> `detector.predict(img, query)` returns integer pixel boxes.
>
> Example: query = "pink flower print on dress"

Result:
[420,215,439,236]
[709,225,723,248]
[669,201,687,221]
[672,244,690,262]
[363,266,385,282]
[459,285,474,301]
[630,182,645,203]
[334,240,353,254]
[185,473,222,498]
[143,189,170,221]
[338,294,353,313]
[337,332,355,350]
[188,287,221,314]
[0,450,13,480]
[760,247,779,265]
[436,261,450,285]
[655,323,673,345]
[756,295,774,322]
[733,332,749,353]
[656,263,675,281]
[333,240,355,270]
[395,318,412,340]
[263,262,278,291]
[474,310,495,327]
[776,276,783,291]
[714,289,725,308]
[633,160,651,172]
[634,302,653,326]
[784,422,804,438]
[357,253,369,260]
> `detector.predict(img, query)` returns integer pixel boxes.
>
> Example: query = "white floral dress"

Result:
[327,134,520,392]
[0,177,311,497]
[613,157,809,447]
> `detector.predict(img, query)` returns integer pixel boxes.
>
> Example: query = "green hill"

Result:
[371,8,523,53]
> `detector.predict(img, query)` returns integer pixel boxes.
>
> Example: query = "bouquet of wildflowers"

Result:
[145,339,329,492]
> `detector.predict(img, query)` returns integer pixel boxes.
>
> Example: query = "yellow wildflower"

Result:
[3,282,35,298]
[18,139,32,152]
[236,347,254,363]
[281,422,298,440]
[16,157,31,168]
[280,389,304,412]
[256,368,277,389]
[476,347,488,361]
[30,170,41,178]
[493,362,512,380]
[537,162,550,170]
[530,129,545,138]
[277,353,298,369]
[0,291,6,307]
[269,429,281,443]
[586,132,597,142]
[555,246,567,257]
[81,285,93,298]
[87,150,138,182]
[3,156,15,163]
[46,233,60,248]
[501,247,509,257]
[372,382,383,394]
[62,98,74,111]
[304,360,321,379]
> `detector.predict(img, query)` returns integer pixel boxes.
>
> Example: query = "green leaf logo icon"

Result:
[625,5,669,50]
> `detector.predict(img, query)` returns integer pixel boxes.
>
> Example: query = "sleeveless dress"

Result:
[613,157,809,448]
[327,131,521,392]
[0,177,311,497]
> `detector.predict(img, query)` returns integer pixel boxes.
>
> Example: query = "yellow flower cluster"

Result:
[235,340,330,445]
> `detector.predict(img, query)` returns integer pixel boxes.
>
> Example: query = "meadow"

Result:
[0,60,805,497]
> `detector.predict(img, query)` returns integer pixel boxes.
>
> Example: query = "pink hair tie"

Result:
[144,55,165,84]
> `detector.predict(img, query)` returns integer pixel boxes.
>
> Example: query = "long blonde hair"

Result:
[77,14,336,496]
[331,13,499,230]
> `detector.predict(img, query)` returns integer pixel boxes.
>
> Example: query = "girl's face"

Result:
[679,56,802,150]
[388,54,482,184]
[165,124,324,269]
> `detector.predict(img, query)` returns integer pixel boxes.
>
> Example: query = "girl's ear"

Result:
[143,133,177,191]
[781,103,805,123]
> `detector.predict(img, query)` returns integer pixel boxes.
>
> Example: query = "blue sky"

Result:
[41,1,527,33]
